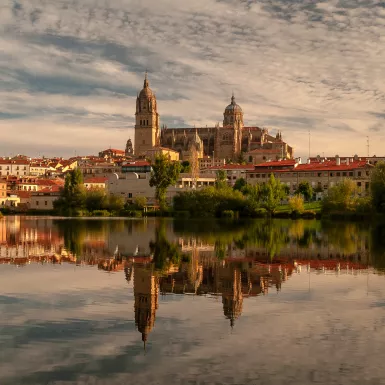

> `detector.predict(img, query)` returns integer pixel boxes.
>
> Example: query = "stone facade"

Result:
[134,72,160,156]
[133,74,293,161]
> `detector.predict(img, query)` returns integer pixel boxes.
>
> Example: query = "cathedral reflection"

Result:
[2,216,385,346]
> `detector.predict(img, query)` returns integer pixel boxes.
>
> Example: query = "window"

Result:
[358,171,362,177]
[36,201,39,206]
[343,172,347,176]
[140,120,142,125]
[349,172,353,176]
[128,193,132,198]
[45,201,48,206]
[142,140,145,145]
[147,120,149,125]
[336,172,340,177]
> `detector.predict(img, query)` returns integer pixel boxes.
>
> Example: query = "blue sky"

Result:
[1,0,384,158]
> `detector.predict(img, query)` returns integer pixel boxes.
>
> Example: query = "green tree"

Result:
[181,160,191,173]
[233,178,247,192]
[296,181,313,201]
[54,168,86,215]
[134,196,147,210]
[107,195,125,212]
[260,174,287,215]
[149,154,181,210]
[85,188,108,212]
[370,161,385,213]
[322,178,359,213]
[215,169,228,189]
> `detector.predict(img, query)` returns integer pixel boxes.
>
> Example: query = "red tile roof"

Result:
[84,177,108,184]
[255,159,297,168]
[207,164,254,170]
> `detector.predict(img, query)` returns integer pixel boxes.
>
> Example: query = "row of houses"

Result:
[0,153,381,211]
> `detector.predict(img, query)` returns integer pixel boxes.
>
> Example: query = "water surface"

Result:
[1,216,385,385]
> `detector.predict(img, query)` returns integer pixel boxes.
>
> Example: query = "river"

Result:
[1,216,385,384]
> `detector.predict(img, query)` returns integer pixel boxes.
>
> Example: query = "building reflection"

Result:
[2,216,384,346]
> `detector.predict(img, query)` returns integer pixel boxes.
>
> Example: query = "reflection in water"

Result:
[3,216,385,384]
[0,216,384,347]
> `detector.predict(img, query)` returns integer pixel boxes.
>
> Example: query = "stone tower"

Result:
[134,72,160,156]
[125,138,133,156]
[220,94,244,159]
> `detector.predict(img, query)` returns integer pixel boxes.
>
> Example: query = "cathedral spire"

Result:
[231,91,235,105]
[144,70,149,88]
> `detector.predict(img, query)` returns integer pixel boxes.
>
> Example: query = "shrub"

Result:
[222,210,235,219]
[92,210,111,217]
[174,210,190,219]
[289,195,305,214]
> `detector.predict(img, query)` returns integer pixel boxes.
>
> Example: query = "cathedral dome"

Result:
[225,94,242,113]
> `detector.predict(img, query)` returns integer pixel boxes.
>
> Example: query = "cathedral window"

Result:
[140,120,142,126]
[147,120,149,125]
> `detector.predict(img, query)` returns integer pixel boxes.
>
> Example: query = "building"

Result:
[83,177,108,190]
[0,180,7,206]
[201,164,255,186]
[0,159,30,177]
[99,149,126,158]
[132,73,294,161]
[107,172,216,204]
[30,186,61,210]
[121,161,152,175]
[198,157,226,170]
[145,146,180,163]
[246,156,373,196]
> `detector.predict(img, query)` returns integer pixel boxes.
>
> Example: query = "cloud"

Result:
[1,0,385,157]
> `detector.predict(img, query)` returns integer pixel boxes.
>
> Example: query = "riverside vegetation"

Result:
[3,156,385,220]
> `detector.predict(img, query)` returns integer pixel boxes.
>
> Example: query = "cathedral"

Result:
[133,73,293,162]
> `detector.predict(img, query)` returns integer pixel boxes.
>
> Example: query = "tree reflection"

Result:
[150,219,183,272]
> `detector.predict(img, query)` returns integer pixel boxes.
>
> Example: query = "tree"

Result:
[260,174,287,215]
[134,196,147,210]
[322,178,359,212]
[54,168,85,215]
[85,188,108,212]
[233,178,247,192]
[107,195,125,212]
[215,169,228,189]
[370,162,385,213]
[296,181,313,201]
[181,161,191,173]
[149,154,181,210]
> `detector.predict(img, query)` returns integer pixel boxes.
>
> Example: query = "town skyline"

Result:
[1,0,384,158]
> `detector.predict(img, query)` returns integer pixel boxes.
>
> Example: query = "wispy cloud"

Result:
[1,0,384,157]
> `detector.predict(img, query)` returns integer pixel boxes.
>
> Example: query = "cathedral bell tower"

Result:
[134,72,160,156]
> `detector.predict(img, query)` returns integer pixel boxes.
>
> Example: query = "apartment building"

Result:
[246,156,373,196]
[0,159,30,177]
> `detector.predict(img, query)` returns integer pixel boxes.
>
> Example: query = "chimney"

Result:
[346,158,349,166]
[307,159,311,164]
[336,155,340,166]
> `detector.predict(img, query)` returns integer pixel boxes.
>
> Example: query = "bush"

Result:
[92,210,111,217]
[174,210,190,218]
[289,195,305,214]
[120,209,143,218]
[301,210,317,219]
[222,210,235,219]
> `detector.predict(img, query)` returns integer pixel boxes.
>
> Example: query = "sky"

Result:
[1,0,385,159]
